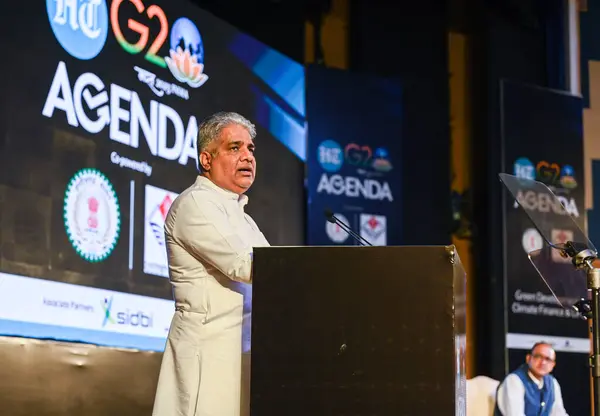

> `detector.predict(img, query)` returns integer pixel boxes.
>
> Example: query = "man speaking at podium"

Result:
[152,112,269,416]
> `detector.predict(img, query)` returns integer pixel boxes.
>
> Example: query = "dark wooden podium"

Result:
[249,245,467,415]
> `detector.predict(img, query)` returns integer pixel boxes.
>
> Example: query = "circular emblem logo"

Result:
[317,140,343,172]
[560,164,578,189]
[170,18,204,61]
[325,213,350,243]
[522,228,543,254]
[165,17,209,88]
[64,168,120,262]
[372,147,393,172]
[46,0,109,60]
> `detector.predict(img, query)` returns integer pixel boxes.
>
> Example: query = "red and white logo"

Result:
[521,228,543,254]
[325,213,350,244]
[551,229,574,263]
[359,214,387,246]
[144,185,179,277]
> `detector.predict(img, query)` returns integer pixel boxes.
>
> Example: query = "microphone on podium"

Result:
[324,209,373,247]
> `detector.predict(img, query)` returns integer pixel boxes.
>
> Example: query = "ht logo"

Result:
[46,0,109,60]
[52,0,104,40]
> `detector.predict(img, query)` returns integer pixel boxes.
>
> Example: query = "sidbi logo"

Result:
[110,1,209,88]
[101,296,153,328]
[46,0,109,60]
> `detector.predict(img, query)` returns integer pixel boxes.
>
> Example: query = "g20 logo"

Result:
[110,0,209,88]
[536,160,561,184]
[110,0,167,67]
[46,0,109,60]
[345,143,392,173]
[344,143,372,167]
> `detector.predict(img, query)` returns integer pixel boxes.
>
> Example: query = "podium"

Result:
[249,245,467,415]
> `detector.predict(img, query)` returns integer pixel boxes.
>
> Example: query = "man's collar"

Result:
[527,370,544,388]
[195,175,249,208]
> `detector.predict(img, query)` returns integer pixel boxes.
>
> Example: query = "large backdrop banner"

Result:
[305,66,403,246]
[501,80,590,415]
[0,0,305,351]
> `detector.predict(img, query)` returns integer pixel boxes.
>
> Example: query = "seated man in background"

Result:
[495,342,568,416]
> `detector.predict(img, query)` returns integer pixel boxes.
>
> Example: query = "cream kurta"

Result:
[152,175,269,416]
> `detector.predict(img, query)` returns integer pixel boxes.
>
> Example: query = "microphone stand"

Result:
[325,212,373,247]
[334,218,372,247]
[565,243,600,416]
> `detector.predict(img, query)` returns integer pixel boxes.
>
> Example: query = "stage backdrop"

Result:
[0,0,305,352]
[306,66,402,246]
[501,80,590,416]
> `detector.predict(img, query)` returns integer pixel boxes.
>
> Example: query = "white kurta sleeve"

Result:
[496,374,526,416]
[550,379,569,416]
[171,192,254,283]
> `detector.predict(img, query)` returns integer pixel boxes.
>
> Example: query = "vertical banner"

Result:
[306,66,402,246]
[501,81,590,415]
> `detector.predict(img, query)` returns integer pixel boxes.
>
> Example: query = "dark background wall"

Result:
[469,0,568,380]
[349,0,451,245]
[193,0,306,63]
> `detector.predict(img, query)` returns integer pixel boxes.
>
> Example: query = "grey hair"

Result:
[197,112,257,158]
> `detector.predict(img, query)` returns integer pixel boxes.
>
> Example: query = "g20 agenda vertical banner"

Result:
[305,66,403,246]
[501,80,591,415]
[501,81,588,350]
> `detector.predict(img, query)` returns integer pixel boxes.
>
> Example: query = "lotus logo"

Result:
[166,47,209,88]
[165,17,209,88]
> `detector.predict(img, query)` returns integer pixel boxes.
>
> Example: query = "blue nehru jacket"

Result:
[494,364,555,416]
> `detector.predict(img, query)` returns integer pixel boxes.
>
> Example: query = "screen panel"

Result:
[0,0,305,351]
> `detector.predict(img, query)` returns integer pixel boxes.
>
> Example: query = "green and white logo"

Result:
[64,168,120,262]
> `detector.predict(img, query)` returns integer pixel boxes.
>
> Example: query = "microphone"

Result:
[324,209,373,246]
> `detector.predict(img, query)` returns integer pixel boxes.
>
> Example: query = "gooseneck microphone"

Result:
[324,209,373,246]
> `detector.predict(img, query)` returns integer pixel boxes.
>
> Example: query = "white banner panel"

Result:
[0,272,174,351]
